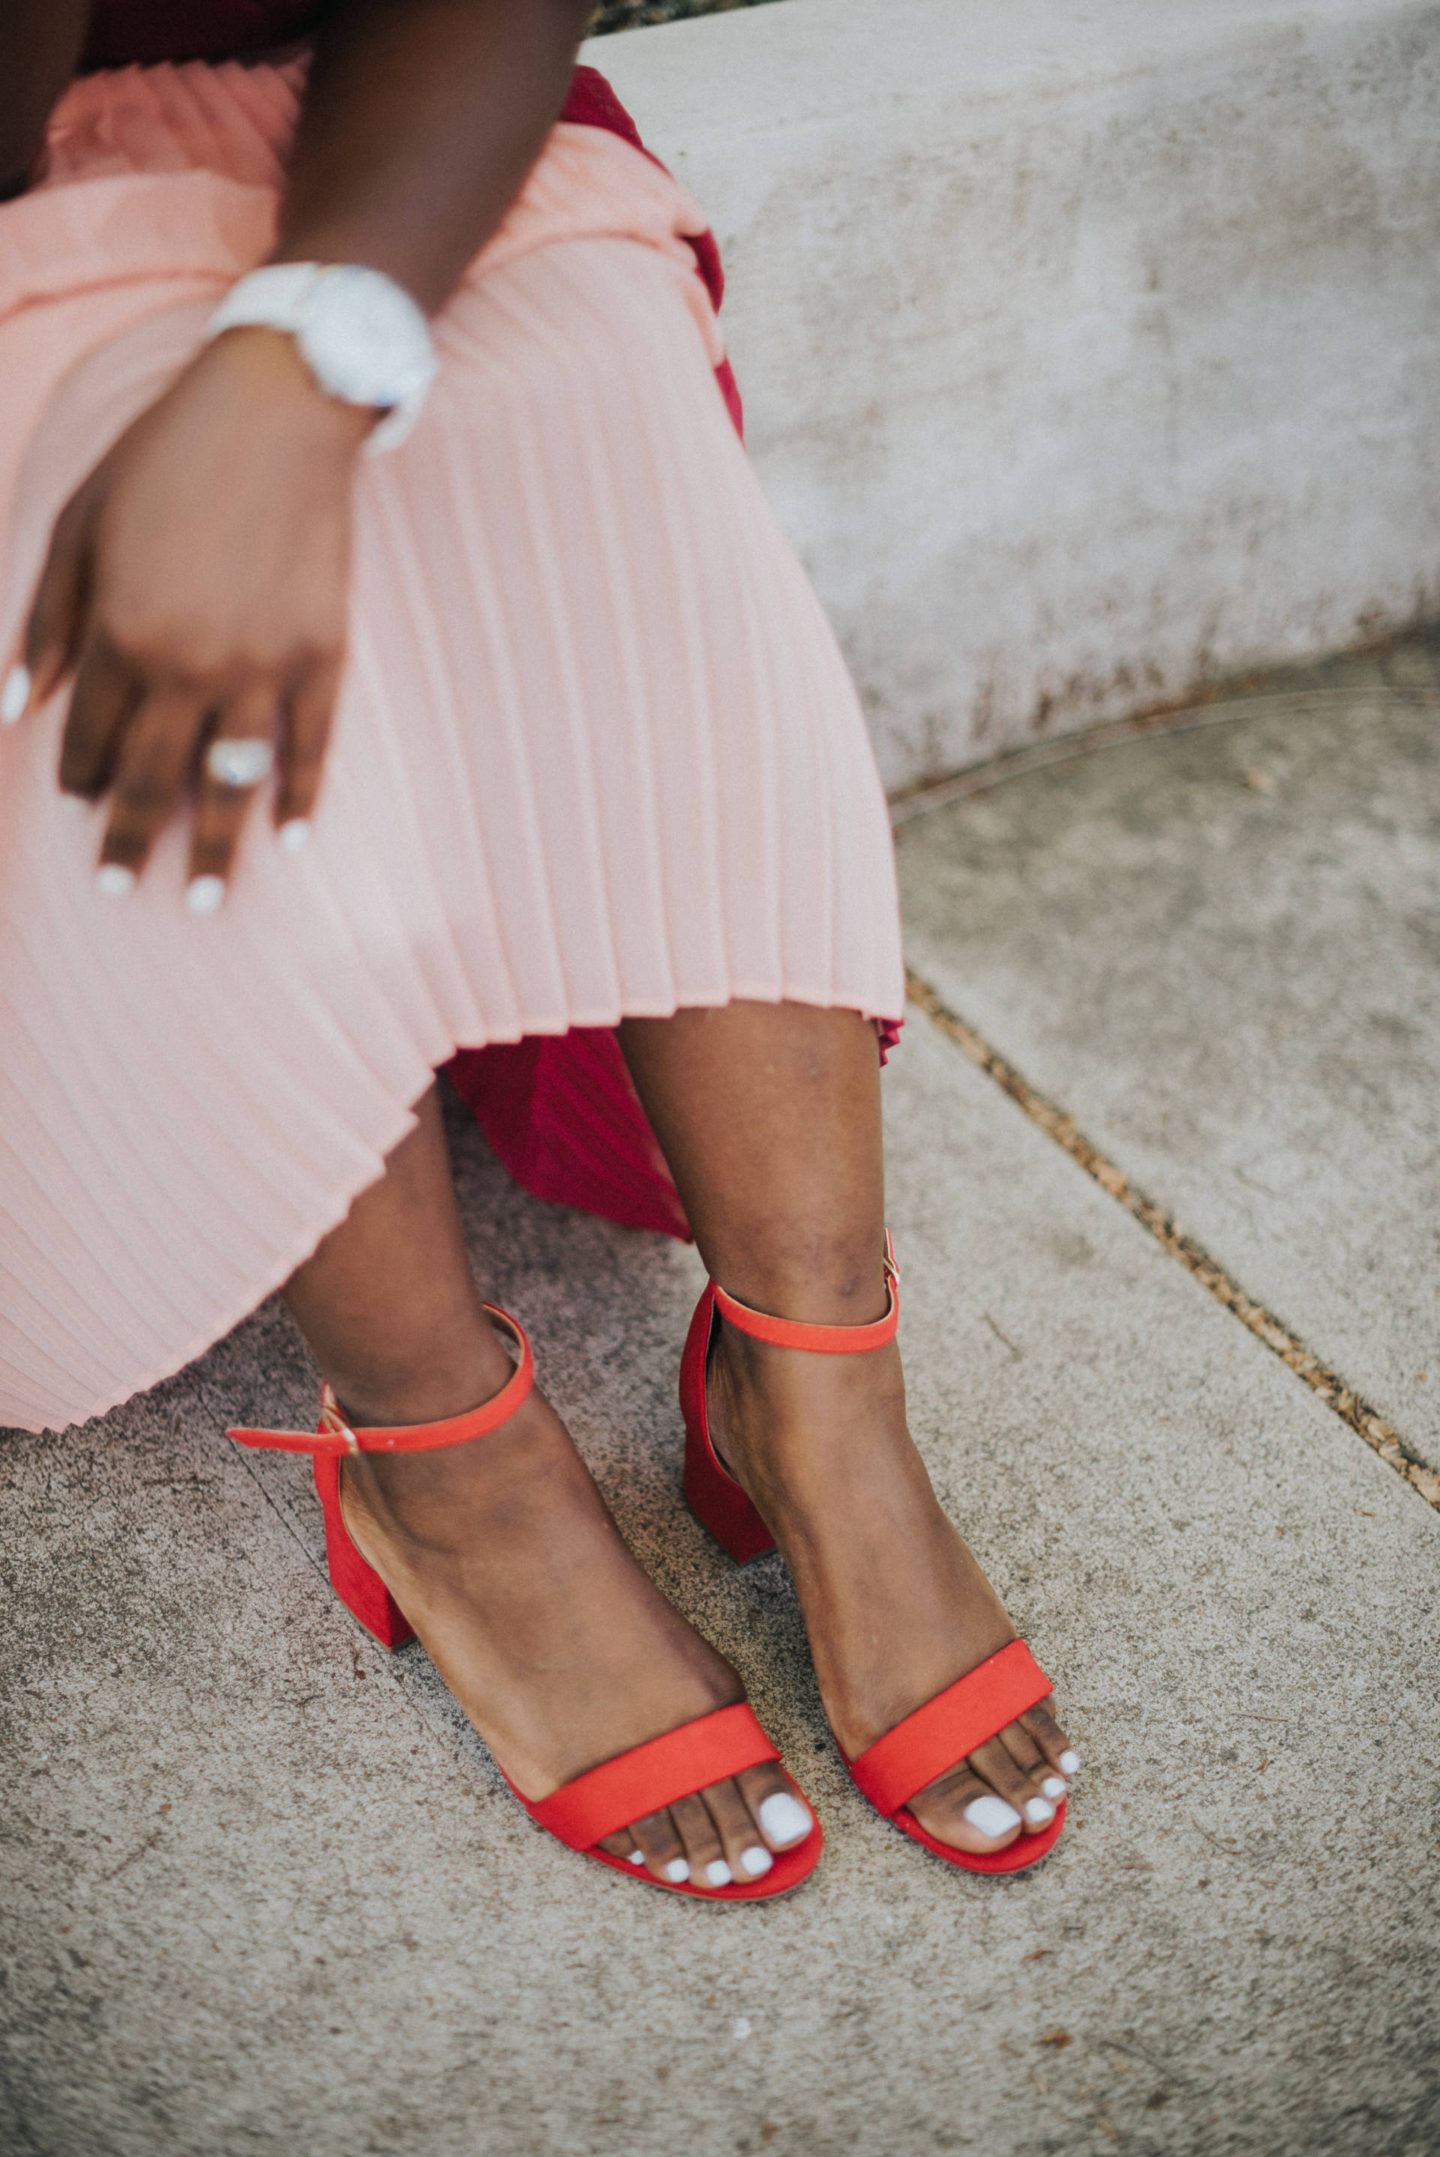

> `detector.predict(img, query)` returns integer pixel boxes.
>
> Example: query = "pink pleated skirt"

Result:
[0,60,905,1435]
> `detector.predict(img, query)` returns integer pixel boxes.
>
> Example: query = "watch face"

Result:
[301,265,436,411]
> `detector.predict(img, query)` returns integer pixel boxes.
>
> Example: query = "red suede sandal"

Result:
[680,1244,1066,1875]
[229,1305,822,1902]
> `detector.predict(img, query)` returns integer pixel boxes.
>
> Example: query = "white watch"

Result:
[203,262,437,453]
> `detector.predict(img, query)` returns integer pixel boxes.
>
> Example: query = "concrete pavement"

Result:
[3,650,1439,2154]
[898,639,1440,1474]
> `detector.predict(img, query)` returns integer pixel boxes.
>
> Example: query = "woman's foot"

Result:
[335,1364,816,1892]
[277,1086,813,1893]
[706,1326,1078,1859]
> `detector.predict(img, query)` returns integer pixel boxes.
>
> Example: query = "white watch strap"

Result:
[206,260,321,339]
[203,262,435,454]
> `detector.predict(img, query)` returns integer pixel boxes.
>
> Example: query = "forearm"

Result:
[273,0,593,316]
[0,0,91,198]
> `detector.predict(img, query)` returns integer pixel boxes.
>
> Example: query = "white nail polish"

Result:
[1058,1750,1082,1777]
[757,1792,812,1846]
[1041,1776,1068,1801]
[278,817,310,852]
[704,1859,733,1888]
[1,665,30,724]
[664,1857,690,1883]
[1024,1797,1054,1825]
[186,875,226,915]
[740,1846,773,1877]
[96,864,135,898]
[60,792,90,816]
[963,1794,1022,1837]
[626,1848,646,1864]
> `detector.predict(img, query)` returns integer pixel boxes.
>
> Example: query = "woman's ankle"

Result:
[710,1326,908,1497]
[337,1384,570,1558]
[329,1320,519,1432]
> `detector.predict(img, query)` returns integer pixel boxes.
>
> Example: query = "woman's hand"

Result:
[10,327,373,907]
[3,0,595,907]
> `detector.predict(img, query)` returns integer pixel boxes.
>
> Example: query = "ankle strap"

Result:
[227,1306,534,1456]
[711,1234,899,1354]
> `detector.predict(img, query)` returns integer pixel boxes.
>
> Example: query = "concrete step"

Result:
[591,0,1440,788]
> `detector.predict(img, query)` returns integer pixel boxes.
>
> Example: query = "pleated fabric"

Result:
[0,61,904,1435]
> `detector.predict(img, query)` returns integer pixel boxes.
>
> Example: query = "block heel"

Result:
[313,1448,414,1649]
[679,1285,775,1562]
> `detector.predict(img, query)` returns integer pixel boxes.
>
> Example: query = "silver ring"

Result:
[205,737,275,791]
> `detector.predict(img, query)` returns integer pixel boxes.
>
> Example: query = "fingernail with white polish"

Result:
[740,1845,773,1877]
[1024,1797,1054,1826]
[627,1848,646,1864]
[1058,1750,1082,1777]
[186,875,226,915]
[704,1860,733,1888]
[96,863,135,898]
[278,817,310,853]
[60,791,90,816]
[1,665,30,724]
[963,1794,1022,1837]
[664,1857,690,1883]
[757,1792,812,1845]
[1041,1776,1068,1801]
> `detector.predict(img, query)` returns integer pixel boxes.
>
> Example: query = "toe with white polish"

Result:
[963,1794,1022,1838]
[187,875,226,915]
[1023,1797,1054,1826]
[1058,1750,1081,1776]
[1,665,30,724]
[278,817,310,853]
[96,863,135,898]
[627,1848,646,1864]
[757,1791,812,1846]
[704,1859,733,1888]
[740,1845,773,1877]
[1041,1775,1068,1801]
[663,1857,690,1884]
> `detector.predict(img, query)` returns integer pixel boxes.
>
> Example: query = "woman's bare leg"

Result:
[280,1084,814,1888]
[620,1002,1077,1856]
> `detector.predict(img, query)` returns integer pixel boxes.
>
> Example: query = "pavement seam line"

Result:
[906,969,1440,1514]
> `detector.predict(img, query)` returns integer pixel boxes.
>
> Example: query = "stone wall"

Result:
[588,0,1440,791]
[589,1,780,34]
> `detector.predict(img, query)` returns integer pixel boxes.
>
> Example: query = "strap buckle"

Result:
[225,1395,358,1457]
[317,1385,362,1455]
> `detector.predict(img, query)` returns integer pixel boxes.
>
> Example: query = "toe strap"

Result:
[847,1640,1053,1817]
[523,1703,781,1851]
